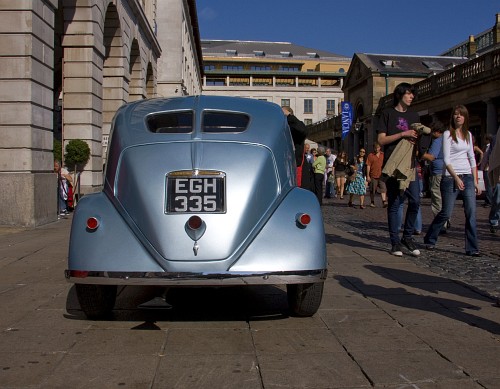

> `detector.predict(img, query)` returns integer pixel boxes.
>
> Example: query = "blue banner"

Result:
[341,102,353,140]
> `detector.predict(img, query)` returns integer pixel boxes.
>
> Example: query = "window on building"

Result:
[326,100,336,115]
[279,66,299,72]
[281,99,290,107]
[206,78,225,86]
[222,65,243,71]
[204,65,215,71]
[304,99,313,114]
[304,119,313,125]
[250,65,271,71]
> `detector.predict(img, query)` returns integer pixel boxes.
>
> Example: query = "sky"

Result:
[196,1,499,58]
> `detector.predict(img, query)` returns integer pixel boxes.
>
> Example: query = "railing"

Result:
[378,47,500,110]
[441,25,496,57]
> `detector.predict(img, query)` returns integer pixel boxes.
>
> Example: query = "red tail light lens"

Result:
[70,270,89,278]
[297,213,311,226]
[86,217,99,230]
[187,215,202,230]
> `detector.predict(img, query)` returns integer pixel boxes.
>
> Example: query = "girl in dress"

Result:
[346,151,367,209]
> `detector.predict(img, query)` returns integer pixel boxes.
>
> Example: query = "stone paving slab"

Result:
[0,206,499,388]
[154,354,261,389]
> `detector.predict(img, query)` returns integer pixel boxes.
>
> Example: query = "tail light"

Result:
[86,217,100,231]
[69,270,89,278]
[296,213,311,227]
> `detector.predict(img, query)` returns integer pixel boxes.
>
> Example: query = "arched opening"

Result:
[129,39,144,102]
[146,62,155,98]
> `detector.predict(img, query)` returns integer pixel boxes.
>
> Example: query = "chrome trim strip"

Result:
[65,269,327,286]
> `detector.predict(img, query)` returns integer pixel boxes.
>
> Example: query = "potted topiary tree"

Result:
[64,139,91,205]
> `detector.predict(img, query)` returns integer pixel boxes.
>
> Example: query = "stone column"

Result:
[0,0,58,226]
[62,4,106,194]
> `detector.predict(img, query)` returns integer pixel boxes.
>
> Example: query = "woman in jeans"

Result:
[424,105,482,256]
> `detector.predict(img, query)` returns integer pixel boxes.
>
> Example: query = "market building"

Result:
[201,40,351,126]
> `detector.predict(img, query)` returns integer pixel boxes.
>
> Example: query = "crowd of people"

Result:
[291,82,499,258]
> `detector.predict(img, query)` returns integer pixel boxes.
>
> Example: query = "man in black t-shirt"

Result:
[378,82,422,257]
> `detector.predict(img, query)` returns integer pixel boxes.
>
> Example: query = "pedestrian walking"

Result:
[366,142,387,208]
[424,105,482,256]
[312,146,326,205]
[346,151,367,208]
[421,121,450,233]
[378,82,422,257]
[324,148,336,198]
[333,151,349,199]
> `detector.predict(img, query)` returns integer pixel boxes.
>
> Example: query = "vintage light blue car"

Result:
[66,96,327,318]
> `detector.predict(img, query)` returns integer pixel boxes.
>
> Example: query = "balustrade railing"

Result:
[377,47,500,110]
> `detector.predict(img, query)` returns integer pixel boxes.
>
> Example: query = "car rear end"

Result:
[66,96,327,317]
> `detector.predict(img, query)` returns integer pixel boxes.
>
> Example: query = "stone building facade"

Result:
[0,0,202,227]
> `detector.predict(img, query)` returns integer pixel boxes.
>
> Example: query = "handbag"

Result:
[347,172,357,183]
[345,164,354,177]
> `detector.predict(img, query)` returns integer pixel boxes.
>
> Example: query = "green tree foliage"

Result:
[64,139,91,172]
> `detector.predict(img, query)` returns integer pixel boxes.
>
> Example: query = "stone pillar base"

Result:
[0,173,57,227]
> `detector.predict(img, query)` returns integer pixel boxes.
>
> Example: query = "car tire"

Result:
[287,282,324,317]
[75,284,117,319]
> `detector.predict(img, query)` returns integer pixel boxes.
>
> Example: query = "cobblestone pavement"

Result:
[321,195,500,300]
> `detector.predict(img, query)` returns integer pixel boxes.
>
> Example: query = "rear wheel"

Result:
[287,282,324,317]
[75,284,117,319]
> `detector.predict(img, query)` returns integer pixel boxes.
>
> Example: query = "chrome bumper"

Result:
[65,269,327,286]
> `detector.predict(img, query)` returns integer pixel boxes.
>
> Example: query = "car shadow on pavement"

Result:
[335,269,500,335]
[64,284,291,323]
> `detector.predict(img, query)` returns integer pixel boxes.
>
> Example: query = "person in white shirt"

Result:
[324,148,336,198]
[424,105,481,256]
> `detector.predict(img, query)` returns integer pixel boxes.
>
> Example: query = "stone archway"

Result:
[146,62,155,98]
[129,39,144,102]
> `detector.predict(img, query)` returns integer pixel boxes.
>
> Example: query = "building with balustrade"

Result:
[201,40,351,125]
[308,13,500,158]
[0,0,203,227]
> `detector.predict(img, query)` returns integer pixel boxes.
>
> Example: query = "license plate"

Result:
[166,171,226,213]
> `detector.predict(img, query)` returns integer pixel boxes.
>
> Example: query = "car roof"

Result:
[111,95,288,147]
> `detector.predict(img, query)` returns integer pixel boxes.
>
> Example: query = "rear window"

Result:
[202,112,250,133]
[146,111,193,133]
